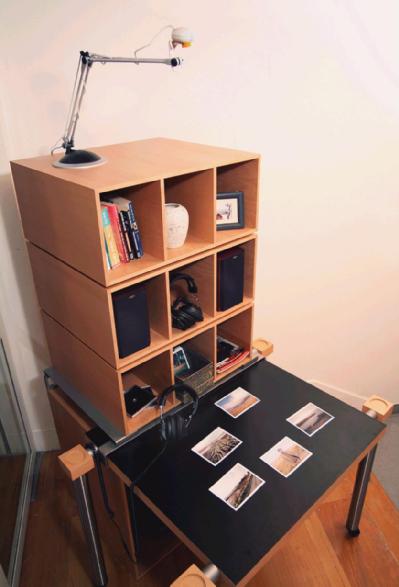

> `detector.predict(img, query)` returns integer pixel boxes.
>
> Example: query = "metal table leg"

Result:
[73,474,108,586]
[346,444,378,536]
[59,445,108,586]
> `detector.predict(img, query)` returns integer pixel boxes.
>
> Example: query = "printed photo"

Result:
[216,192,244,231]
[216,198,239,224]
[192,427,242,466]
[215,387,260,419]
[287,402,334,437]
[260,436,312,478]
[209,463,265,510]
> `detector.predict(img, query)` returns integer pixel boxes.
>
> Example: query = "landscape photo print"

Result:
[215,387,260,418]
[260,436,312,478]
[209,463,265,510]
[191,427,242,466]
[287,402,334,436]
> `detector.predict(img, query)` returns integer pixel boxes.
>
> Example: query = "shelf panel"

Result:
[215,297,253,321]
[215,227,255,245]
[105,253,165,286]
[166,235,214,263]
[126,397,178,435]
[171,312,214,344]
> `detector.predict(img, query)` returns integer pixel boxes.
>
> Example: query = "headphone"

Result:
[170,272,204,331]
[158,382,199,441]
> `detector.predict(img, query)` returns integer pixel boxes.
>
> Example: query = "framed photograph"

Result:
[260,436,312,478]
[209,463,265,511]
[216,191,244,230]
[287,402,334,437]
[192,427,242,466]
[215,387,260,419]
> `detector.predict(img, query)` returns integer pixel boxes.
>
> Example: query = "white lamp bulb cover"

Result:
[171,27,193,46]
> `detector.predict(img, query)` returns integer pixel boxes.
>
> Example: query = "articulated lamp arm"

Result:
[52,26,192,169]
[58,50,182,158]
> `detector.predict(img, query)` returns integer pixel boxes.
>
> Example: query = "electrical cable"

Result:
[90,445,134,562]
[133,25,174,59]
[90,432,168,564]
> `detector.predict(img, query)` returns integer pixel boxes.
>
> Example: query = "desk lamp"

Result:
[51,26,193,169]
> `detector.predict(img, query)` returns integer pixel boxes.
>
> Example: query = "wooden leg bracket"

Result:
[253,338,274,358]
[170,564,217,586]
[58,444,95,480]
[362,395,394,422]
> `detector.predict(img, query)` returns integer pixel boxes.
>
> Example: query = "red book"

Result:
[101,203,128,263]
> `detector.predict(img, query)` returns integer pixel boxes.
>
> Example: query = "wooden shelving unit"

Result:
[11,138,260,438]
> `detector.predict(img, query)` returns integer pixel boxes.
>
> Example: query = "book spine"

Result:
[104,237,111,270]
[104,204,128,263]
[127,203,144,258]
[121,210,137,259]
[119,211,135,260]
[101,207,120,268]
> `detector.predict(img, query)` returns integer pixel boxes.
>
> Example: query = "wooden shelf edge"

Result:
[117,302,254,373]
[105,231,257,289]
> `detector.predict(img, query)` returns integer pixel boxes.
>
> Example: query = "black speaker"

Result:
[217,247,245,311]
[112,284,151,358]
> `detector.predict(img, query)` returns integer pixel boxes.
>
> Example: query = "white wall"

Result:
[0,0,398,448]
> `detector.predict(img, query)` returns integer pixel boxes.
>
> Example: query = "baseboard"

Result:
[307,380,368,409]
[31,427,59,451]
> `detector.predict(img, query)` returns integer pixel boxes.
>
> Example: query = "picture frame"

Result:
[216,191,244,230]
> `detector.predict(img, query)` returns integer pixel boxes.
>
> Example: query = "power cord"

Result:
[89,436,168,563]
[89,444,134,562]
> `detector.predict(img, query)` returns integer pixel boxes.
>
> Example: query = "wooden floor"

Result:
[20,452,399,587]
[0,454,26,576]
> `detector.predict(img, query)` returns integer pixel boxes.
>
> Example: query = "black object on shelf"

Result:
[170,272,204,331]
[174,347,213,400]
[112,284,151,358]
[217,247,244,311]
[124,385,155,417]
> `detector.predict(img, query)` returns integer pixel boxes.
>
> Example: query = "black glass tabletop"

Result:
[109,360,384,585]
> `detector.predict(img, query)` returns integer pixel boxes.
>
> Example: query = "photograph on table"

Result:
[260,436,312,478]
[209,463,265,510]
[215,387,260,418]
[192,427,242,466]
[287,402,334,436]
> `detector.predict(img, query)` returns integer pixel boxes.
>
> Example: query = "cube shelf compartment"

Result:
[12,139,259,287]
[165,169,215,262]
[169,254,215,341]
[28,235,256,370]
[12,138,262,439]
[216,159,259,245]
[100,181,166,283]
[216,306,254,381]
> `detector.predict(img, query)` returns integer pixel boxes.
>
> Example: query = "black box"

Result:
[112,283,151,358]
[217,247,245,311]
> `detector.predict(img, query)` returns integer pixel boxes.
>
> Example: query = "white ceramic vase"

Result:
[165,203,189,248]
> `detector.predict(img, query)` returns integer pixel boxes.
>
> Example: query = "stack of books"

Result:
[216,336,250,374]
[101,196,144,270]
